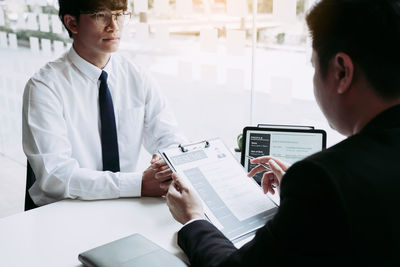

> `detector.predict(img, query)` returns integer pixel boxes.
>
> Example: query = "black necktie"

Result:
[99,71,120,172]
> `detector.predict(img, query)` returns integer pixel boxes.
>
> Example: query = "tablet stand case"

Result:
[78,233,187,267]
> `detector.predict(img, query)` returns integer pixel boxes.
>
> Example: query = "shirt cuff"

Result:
[118,172,142,197]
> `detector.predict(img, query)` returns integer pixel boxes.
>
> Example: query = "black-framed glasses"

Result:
[85,10,132,27]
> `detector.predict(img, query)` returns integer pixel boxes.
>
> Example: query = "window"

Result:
[0,0,344,164]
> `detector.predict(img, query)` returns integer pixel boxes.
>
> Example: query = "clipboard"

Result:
[241,124,327,185]
[159,138,278,242]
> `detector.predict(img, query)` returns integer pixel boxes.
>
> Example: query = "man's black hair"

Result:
[306,0,400,99]
[58,0,128,37]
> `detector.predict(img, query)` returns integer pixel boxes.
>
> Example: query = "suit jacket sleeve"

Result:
[177,160,346,267]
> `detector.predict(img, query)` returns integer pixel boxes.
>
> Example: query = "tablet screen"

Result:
[242,128,326,184]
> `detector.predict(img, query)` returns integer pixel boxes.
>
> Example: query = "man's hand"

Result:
[247,156,290,195]
[166,173,205,225]
[141,154,173,197]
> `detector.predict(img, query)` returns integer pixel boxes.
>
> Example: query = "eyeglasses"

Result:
[85,10,132,27]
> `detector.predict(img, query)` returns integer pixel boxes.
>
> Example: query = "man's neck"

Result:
[351,98,400,135]
[72,43,111,69]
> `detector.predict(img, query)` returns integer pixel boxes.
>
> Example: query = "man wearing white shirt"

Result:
[22,0,186,207]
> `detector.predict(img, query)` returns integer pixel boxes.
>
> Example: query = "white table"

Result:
[0,198,187,267]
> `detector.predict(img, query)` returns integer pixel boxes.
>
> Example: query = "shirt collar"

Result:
[67,46,114,82]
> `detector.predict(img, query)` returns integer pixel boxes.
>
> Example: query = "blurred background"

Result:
[0,0,345,218]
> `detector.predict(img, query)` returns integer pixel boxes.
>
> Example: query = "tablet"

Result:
[241,126,326,184]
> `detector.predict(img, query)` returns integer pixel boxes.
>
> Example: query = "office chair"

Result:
[25,161,38,211]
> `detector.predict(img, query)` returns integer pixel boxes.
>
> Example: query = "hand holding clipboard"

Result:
[160,138,278,242]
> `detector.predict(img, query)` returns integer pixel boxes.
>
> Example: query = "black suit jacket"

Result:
[178,105,400,267]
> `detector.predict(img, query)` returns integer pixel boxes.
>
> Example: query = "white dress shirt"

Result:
[22,47,186,206]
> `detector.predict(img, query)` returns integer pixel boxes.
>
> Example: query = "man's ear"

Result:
[333,52,354,94]
[64,15,79,35]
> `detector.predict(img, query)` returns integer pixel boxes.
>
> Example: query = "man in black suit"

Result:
[165,0,400,266]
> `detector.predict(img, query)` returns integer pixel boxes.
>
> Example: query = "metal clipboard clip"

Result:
[257,124,315,130]
[178,140,210,153]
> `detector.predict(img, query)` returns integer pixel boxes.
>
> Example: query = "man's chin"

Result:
[104,45,120,54]
[102,41,120,53]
